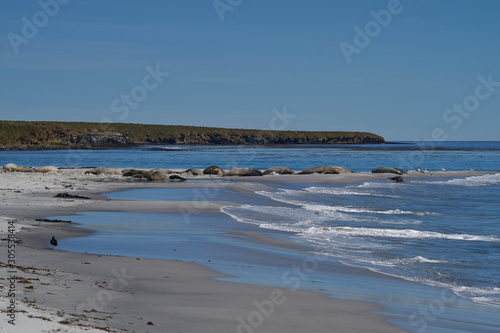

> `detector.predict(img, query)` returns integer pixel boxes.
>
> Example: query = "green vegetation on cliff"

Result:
[0,121,384,149]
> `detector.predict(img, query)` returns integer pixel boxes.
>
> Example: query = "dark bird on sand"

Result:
[50,236,58,249]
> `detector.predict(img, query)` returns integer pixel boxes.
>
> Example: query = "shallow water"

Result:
[1,141,499,171]
[222,173,500,309]
[52,179,500,332]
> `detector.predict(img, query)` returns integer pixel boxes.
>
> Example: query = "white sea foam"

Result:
[341,260,500,307]
[356,182,403,189]
[302,204,432,216]
[160,146,186,150]
[225,180,500,308]
[256,189,314,206]
[452,286,500,307]
[410,256,447,263]
[304,186,400,198]
[372,256,449,266]
[302,226,500,242]
[426,173,500,187]
[366,256,449,266]
[257,188,427,218]
[221,205,302,225]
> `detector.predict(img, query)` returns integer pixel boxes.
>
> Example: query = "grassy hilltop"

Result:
[0,121,385,149]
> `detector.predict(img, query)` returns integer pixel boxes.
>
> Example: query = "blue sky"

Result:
[1,0,499,141]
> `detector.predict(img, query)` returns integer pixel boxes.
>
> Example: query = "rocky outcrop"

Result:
[263,166,295,175]
[84,132,127,146]
[223,168,263,177]
[54,192,90,199]
[203,166,225,176]
[299,166,340,175]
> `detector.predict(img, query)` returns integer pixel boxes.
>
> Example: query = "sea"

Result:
[222,175,500,308]
[2,141,500,330]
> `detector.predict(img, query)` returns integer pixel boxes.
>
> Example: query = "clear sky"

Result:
[1,0,499,141]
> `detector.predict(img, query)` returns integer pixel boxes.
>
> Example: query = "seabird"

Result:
[50,236,58,249]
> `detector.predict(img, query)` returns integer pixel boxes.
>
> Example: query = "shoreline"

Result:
[1,168,496,332]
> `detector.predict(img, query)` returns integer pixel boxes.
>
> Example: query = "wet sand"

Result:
[1,168,494,332]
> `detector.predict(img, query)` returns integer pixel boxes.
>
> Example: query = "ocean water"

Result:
[2,141,500,327]
[1,141,499,172]
[221,173,500,308]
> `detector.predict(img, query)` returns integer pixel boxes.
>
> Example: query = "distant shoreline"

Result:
[1,142,391,151]
[0,120,385,150]
[6,141,500,152]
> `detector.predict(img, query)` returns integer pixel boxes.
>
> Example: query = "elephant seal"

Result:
[299,166,339,175]
[37,166,61,173]
[85,167,121,175]
[330,166,354,173]
[203,166,225,176]
[122,169,152,178]
[3,163,34,172]
[388,176,404,183]
[223,168,263,177]
[169,174,187,182]
[152,168,175,174]
[372,167,406,175]
[148,170,167,181]
[3,163,20,171]
[263,166,295,175]
[184,168,203,176]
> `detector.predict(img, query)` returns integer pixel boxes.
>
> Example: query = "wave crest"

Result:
[302,226,500,242]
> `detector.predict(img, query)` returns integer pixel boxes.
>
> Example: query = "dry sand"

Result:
[1,168,492,332]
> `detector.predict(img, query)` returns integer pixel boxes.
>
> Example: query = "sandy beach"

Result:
[1,167,495,332]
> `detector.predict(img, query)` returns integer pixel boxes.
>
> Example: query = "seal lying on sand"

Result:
[388,176,404,183]
[372,167,406,175]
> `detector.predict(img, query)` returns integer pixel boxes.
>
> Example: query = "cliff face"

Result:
[0,121,385,149]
